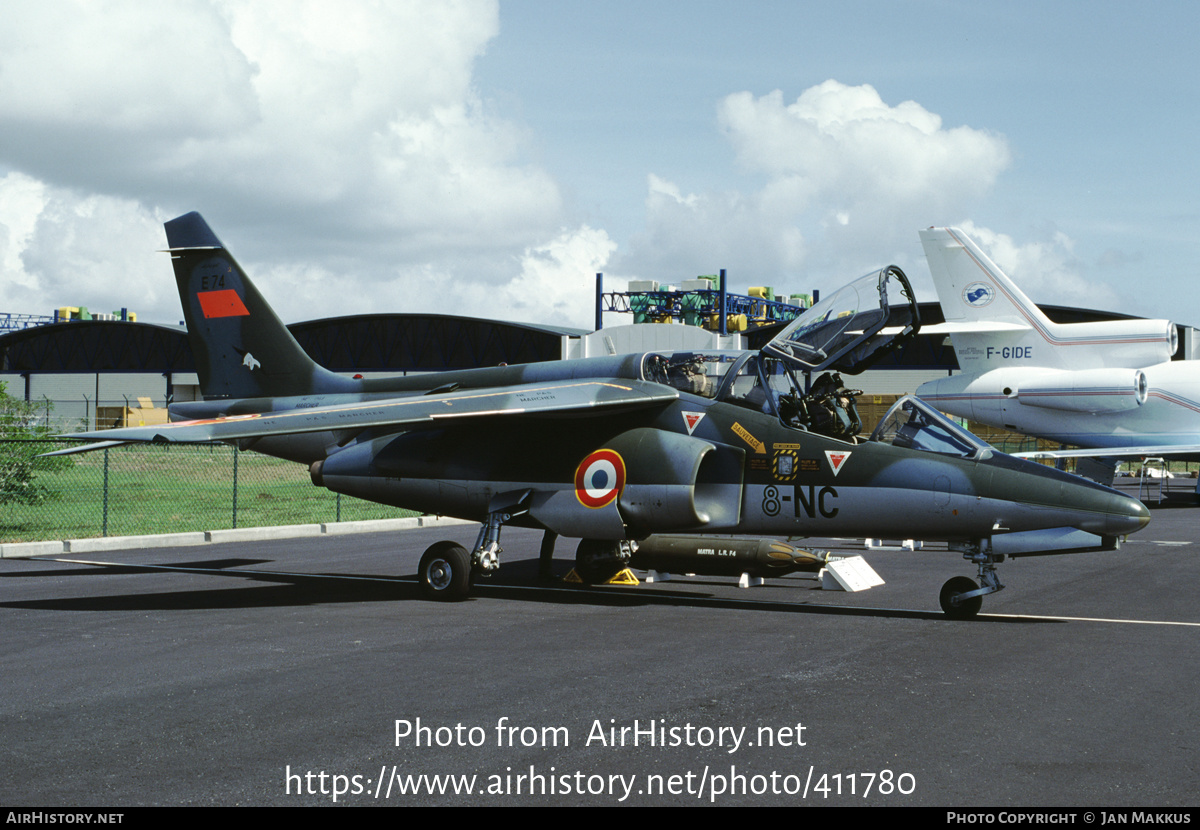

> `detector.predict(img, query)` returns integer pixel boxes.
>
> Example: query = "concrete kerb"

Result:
[0,515,474,559]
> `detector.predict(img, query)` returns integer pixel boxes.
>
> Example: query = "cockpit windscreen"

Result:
[870,396,992,459]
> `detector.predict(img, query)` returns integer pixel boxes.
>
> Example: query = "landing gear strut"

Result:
[416,490,532,601]
[941,541,1005,619]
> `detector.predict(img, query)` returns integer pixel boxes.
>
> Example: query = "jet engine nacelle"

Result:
[1028,318,1177,370]
[919,367,1149,423]
[1015,367,1148,413]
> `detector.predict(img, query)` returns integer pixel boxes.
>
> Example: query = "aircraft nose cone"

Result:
[1077,488,1151,536]
[1117,495,1152,535]
[987,454,1151,538]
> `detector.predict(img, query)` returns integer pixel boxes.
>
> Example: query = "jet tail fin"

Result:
[919,226,1065,371]
[165,212,358,400]
[919,227,1176,373]
[919,227,1049,329]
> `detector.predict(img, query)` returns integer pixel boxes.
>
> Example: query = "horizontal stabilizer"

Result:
[38,440,131,458]
[918,321,1030,335]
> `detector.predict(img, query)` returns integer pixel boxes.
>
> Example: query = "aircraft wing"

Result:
[918,321,1029,334]
[1015,444,1200,459]
[52,379,678,451]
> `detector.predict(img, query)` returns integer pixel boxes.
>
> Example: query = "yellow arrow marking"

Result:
[732,422,766,454]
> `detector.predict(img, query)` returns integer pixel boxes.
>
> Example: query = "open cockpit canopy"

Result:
[761,265,919,375]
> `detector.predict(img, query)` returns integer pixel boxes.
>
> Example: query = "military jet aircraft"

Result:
[54,212,1150,618]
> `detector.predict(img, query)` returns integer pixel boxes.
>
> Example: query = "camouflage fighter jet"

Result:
[55,213,1151,618]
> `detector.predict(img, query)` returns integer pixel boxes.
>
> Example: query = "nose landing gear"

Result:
[941,541,1005,619]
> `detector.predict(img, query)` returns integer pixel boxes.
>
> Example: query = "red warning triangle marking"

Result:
[825,450,851,476]
[682,412,705,435]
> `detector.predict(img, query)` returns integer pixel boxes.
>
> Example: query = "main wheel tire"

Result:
[418,541,472,601]
[939,576,983,619]
[575,539,624,585]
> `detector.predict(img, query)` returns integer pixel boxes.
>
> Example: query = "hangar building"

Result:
[0,315,580,431]
[2,302,1196,433]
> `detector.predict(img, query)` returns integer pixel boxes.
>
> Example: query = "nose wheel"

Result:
[417,489,532,602]
[941,542,1006,619]
[939,576,984,619]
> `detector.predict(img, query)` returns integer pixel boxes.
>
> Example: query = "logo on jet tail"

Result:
[962,282,995,308]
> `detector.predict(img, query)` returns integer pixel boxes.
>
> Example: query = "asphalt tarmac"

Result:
[1,491,1197,807]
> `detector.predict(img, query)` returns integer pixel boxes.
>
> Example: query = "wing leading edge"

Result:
[1016,444,1200,460]
[51,379,679,452]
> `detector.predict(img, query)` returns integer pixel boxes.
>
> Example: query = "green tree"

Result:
[0,380,54,505]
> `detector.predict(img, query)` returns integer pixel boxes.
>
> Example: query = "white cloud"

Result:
[625,175,808,283]
[719,82,1008,200]
[0,0,575,326]
[0,0,258,138]
[236,224,618,332]
[955,220,1119,311]
[0,172,47,304]
[0,173,173,328]
[494,226,619,329]
[0,28,1023,336]
[0,173,169,317]
[618,80,1012,296]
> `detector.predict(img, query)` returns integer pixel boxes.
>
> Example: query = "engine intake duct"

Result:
[604,427,744,533]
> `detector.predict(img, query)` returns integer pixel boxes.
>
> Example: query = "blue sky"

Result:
[499,1,1196,220]
[0,1,1196,329]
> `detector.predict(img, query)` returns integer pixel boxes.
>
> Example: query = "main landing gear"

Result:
[417,490,531,601]
[940,541,1005,620]
[418,533,636,600]
[573,539,633,585]
[418,541,473,602]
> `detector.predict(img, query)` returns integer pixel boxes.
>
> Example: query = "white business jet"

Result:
[915,227,1200,483]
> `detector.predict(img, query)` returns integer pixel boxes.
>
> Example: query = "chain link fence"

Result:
[0,439,417,543]
[11,395,170,434]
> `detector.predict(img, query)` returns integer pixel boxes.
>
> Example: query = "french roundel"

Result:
[574,449,626,509]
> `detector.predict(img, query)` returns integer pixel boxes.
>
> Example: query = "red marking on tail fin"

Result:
[197,289,250,318]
